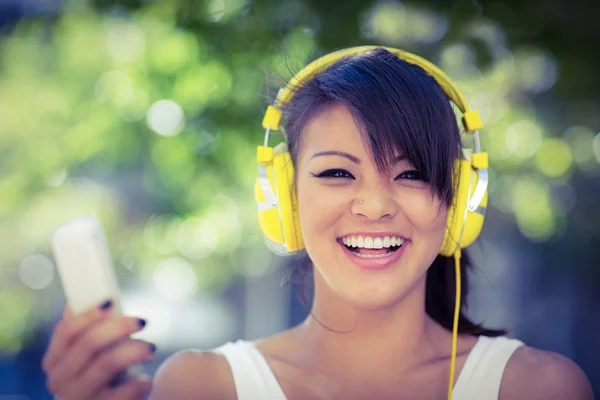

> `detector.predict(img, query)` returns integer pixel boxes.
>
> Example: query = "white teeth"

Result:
[373,237,383,249]
[354,252,392,258]
[341,235,405,249]
[383,236,391,247]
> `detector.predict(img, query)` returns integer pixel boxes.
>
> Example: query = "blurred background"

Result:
[0,0,599,398]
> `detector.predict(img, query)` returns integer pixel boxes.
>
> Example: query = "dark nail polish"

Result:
[100,300,112,310]
[108,370,129,388]
[148,343,157,353]
[137,318,146,328]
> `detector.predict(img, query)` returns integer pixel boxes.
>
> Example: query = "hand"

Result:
[42,300,156,400]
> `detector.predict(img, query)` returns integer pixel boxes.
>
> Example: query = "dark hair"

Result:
[279,48,505,337]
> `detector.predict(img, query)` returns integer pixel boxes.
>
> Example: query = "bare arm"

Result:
[149,350,237,400]
[500,346,594,400]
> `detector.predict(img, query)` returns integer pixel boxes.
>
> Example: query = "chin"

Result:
[344,289,410,311]
[315,254,426,312]
[340,276,424,311]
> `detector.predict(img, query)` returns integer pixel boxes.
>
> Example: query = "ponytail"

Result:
[425,249,506,336]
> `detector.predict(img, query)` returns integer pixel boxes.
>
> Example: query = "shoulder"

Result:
[500,345,594,400]
[148,349,236,400]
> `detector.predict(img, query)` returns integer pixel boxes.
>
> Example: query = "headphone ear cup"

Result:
[440,159,487,257]
[254,148,304,254]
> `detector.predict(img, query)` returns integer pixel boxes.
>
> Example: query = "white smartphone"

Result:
[52,215,135,386]
[52,215,123,316]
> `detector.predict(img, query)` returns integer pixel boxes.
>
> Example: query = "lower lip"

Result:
[339,241,408,270]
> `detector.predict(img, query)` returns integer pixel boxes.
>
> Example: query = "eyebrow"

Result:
[311,150,361,164]
[310,150,407,164]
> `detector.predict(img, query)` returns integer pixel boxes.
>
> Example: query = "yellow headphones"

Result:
[254,46,489,400]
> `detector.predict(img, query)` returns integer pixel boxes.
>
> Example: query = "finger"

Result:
[51,316,148,385]
[42,299,113,373]
[66,339,156,398]
[98,374,153,400]
[63,304,74,320]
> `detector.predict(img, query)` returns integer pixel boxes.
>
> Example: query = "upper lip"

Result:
[338,232,409,240]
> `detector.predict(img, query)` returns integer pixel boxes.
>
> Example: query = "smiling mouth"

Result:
[339,236,405,258]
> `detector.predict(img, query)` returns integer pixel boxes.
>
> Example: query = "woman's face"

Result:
[295,104,448,309]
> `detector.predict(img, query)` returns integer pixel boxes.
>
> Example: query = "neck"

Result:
[292,271,442,380]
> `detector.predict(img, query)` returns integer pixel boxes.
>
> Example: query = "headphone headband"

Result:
[262,45,484,134]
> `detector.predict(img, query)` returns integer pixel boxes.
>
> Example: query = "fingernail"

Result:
[137,318,146,328]
[148,343,157,353]
[100,300,112,310]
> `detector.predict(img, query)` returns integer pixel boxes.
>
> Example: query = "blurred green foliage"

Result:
[0,0,599,352]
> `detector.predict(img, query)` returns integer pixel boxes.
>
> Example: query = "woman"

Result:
[42,47,594,399]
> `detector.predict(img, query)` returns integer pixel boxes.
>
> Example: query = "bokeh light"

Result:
[563,126,596,169]
[177,217,220,260]
[469,22,507,55]
[146,99,185,137]
[149,30,199,74]
[505,119,543,158]
[439,43,479,78]
[535,138,573,178]
[406,7,448,44]
[153,257,198,301]
[95,70,133,105]
[515,49,559,93]
[361,2,449,46]
[105,20,146,64]
[172,61,232,113]
[361,1,406,44]
[18,254,55,290]
[511,177,555,241]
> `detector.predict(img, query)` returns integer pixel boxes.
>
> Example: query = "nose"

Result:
[351,183,399,221]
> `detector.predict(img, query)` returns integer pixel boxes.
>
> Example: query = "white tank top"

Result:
[213,335,524,400]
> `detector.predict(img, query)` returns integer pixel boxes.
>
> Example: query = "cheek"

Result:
[295,176,349,244]
[401,192,448,243]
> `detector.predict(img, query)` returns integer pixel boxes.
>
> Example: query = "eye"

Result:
[311,169,355,179]
[395,170,425,181]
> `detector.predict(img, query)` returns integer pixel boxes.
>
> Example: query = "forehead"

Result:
[298,103,402,162]
[300,104,368,156]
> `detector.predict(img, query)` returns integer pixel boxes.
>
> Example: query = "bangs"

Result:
[283,48,461,206]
